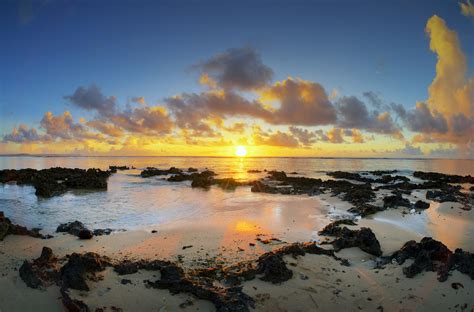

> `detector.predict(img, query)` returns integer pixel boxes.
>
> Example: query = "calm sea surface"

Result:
[0,156,473,242]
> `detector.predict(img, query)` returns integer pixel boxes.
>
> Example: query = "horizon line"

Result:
[0,153,472,161]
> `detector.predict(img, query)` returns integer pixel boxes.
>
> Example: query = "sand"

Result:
[1,194,473,311]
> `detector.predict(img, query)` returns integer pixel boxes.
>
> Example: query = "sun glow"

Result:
[235,145,247,157]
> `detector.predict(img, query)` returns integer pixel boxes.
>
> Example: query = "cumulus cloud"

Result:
[109,106,173,135]
[404,102,448,134]
[165,91,271,135]
[86,120,124,137]
[289,126,318,146]
[3,124,49,143]
[260,78,337,126]
[64,85,117,117]
[344,129,365,143]
[253,129,300,147]
[336,96,401,136]
[40,111,102,141]
[194,46,273,91]
[460,0,474,17]
[404,16,474,145]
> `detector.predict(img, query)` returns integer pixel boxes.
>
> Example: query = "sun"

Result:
[235,145,247,157]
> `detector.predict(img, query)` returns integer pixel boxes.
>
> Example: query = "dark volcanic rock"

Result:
[318,220,357,236]
[414,171,474,184]
[78,229,93,240]
[256,252,292,284]
[452,248,474,279]
[61,252,110,291]
[426,190,458,203]
[57,221,88,236]
[140,167,182,177]
[61,288,90,312]
[383,194,411,208]
[19,247,60,289]
[391,237,455,281]
[415,200,430,209]
[0,211,50,240]
[1,167,111,198]
[331,227,382,257]
[319,221,382,256]
[348,204,384,217]
[109,165,129,172]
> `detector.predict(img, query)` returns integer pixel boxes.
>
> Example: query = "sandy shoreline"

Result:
[1,200,473,311]
[1,167,473,311]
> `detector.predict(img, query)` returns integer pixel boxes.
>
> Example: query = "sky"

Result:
[1,0,473,158]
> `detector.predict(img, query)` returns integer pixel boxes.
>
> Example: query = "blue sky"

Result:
[1,0,473,157]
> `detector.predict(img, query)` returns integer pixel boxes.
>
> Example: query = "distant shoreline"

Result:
[0,153,470,161]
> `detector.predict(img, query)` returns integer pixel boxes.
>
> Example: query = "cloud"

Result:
[363,91,383,108]
[64,84,117,117]
[336,96,401,135]
[40,111,102,141]
[131,97,146,105]
[460,0,474,17]
[109,106,173,135]
[404,16,474,144]
[2,124,49,143]
[404,102,448,134]
[194,46,273,91]
[253,129,300,147]
[289,126,317,146]
[326,128,344,143]
[165,90,271,135]
[344,129,365,143]
[86,120,124,137]
[260,77,337,126]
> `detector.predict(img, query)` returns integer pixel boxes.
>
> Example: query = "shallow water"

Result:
[0,156,472,246]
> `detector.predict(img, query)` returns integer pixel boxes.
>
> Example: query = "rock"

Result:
[19,260,43,289]
[0,167,111,198]
[57,221,88,236]
[452,248,474,279]
[256,253,293,284]
[426,190,458,203]
[93,228,113,236]
[413,171,474,184]
[140,167,182,177]
[191,177,212,188]
[19,247,60,289]
[319,222,382,257]
[415,200,430,209]
[318,220,357,236]
[187,167,198,172]
[61,288,90,312]
[390,237,454,281]
[61,252,110,291]
[121,279,132,285]
[451,282,464,289]
[109,166,129,172]
[383,193,411,208]
[0,211,50,240]
[247,169,262,173]
[78,229,93,240]
[267,171,287,181]
[348,204,384,217]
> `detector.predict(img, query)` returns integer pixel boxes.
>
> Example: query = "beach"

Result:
[0,157,473,311]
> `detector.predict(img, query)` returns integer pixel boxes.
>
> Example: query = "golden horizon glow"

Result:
[235,145,248,157]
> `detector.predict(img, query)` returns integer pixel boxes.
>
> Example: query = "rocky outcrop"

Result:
[56,221,112,240]
[319,221,382,256]
[389,237,474,282]
[0,167,111,198]
[140,167,182,177]
[0,211,51,240]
